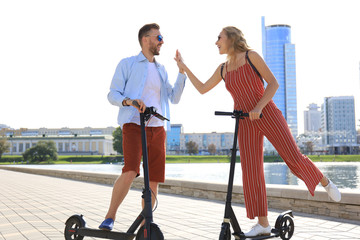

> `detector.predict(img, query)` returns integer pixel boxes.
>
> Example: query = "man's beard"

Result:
[150,44,160,56]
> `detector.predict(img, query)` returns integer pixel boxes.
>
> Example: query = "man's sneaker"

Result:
[324,179,341,202]
[99,218,114,231]
[244,223,271,237]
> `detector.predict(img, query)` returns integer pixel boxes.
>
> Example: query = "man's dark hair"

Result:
[138,23,160,46]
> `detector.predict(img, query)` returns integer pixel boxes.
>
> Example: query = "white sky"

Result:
[1,0,360,134]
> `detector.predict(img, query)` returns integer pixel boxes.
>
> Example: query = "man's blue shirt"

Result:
[108,52,186,129]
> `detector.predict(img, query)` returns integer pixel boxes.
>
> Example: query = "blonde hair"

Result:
[222,26,251,61]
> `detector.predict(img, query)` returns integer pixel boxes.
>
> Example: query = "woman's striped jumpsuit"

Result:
[224,60,324,219]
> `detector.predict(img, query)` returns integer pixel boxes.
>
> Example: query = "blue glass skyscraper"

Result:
[262,17,298,138]
[166,124,183,154]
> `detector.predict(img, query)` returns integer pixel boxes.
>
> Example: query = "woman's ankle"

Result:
[258,217,269,227]
[320,176,329,187]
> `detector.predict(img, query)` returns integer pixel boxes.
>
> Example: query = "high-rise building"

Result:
[166,124,183,154]
[304,103,321,133]
[262,16,298,138]
[321,96,357,154]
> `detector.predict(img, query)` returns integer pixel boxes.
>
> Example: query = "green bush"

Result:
[23,141,58,162]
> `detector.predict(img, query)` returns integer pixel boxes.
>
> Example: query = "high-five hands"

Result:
[174,50,186,74]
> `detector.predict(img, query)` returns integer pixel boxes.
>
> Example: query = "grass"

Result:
[1,154,360,165]
[305,155,360,162]
[0,155,123,165]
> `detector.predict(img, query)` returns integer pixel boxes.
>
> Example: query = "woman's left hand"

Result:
[249,108,262,121]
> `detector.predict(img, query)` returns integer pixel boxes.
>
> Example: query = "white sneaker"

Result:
[244,223,271,237]
[324,179,341,202]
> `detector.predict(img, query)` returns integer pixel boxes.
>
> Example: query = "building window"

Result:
[65,143,70,151]
[12,144,17,153]
[19,143,24,153]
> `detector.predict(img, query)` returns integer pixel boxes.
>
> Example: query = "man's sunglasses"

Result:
[146,35,163,42]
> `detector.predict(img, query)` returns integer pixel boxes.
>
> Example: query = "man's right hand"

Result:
[130,99,146,113]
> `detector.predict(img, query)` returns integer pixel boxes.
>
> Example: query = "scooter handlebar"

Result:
[132,100,141,108]
[215,110,262,118]
[214,111,234,116]
[132,100,169,121]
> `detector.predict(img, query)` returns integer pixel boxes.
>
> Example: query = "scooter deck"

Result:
[235,230,280,240]
[77,227,136,240]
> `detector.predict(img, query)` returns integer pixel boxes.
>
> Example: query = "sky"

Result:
[1,0,360,134]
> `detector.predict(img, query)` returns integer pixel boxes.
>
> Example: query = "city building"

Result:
[0,126,116,138]
[3,124,236,156]
[0,124,9,130]
[180,131,234,155]
[297,103,323,154]
[321,96,357,154]
[304,103,321,133]
[261,16,298,138]
[6,135,116,156]
[166,124,183,154]
[2,127,117,156]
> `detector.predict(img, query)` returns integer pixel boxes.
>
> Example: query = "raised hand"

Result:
[174,50,186,73]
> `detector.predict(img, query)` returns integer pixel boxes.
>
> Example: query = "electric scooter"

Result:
[64,103,167,240]
[215,110,294,240]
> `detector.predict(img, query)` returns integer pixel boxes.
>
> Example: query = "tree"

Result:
[297,133,319,155]
[305,141,314,155]
[208,143,216,155]
[186,141,198,155]
[23,141,58,162]
[0,138,10,160]
[112,126,123,154]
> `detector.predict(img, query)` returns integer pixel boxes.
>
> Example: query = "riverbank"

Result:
[1,154,360,164]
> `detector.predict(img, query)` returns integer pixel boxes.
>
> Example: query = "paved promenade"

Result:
[0,169,359,240]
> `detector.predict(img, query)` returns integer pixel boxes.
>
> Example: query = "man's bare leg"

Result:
[104,171,138,220]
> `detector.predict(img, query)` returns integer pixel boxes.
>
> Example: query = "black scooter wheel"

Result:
[279,216,294,240]
[64,216,84,240]
[219,222,231,240]
[136,223,164,240]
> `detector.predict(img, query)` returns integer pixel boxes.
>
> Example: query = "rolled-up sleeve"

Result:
[107,59,128,107]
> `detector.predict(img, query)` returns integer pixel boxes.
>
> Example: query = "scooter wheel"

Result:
[219,222,231,240]
[64,216,84,240]
[136,223,164,240]
[279,216,294,240]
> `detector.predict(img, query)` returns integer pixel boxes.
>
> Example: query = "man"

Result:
[99,23,186,230]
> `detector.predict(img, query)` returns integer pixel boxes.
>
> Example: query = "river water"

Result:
[6,162,360,190]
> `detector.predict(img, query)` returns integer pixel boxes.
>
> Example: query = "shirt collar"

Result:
[137,51,160,68]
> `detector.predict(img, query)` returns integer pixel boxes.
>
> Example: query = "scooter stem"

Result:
[140,112,153,239]
[225,113,240,204]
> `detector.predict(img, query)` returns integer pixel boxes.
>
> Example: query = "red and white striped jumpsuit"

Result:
[224,59,324,219]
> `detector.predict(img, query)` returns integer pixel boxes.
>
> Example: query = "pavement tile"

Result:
[0,169,359,240]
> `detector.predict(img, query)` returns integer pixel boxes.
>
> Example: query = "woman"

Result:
[174,26,341,237]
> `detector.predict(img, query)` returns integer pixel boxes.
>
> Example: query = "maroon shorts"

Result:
[122,123,166,183]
